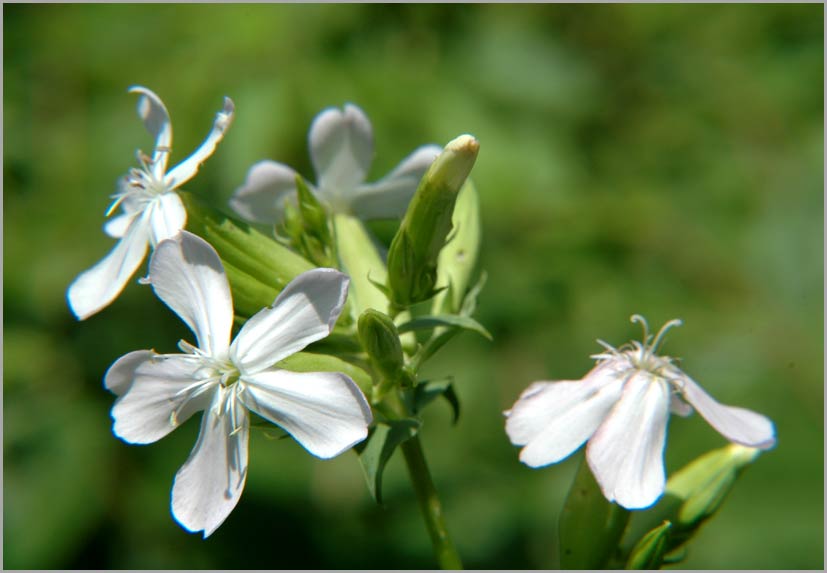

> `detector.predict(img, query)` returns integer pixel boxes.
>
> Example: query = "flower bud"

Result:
[358,309,404,383]
[626,521,672,570]
[432,179,481,315]
[666,443,761,530]
[180,191,314,317]
[386,135,479,308]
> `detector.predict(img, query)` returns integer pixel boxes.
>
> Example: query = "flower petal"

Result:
[349,144,442,220]
[504,360,626,445]
[104,213,135,239]
[149,231,234,357]
[587,372,671,510]
[677,374,776,449]
[309,104,373,195]
[240,369,371,459]
[228,160,299,224]
[165,97,235,189]
[104,349,156,396]
[147,192,187,245]
[67,213,151,320]
[129,86,173,178]
[230,268,349,374]
[508,374,625,468]
[171,389,249,538]
[111,355,213,444]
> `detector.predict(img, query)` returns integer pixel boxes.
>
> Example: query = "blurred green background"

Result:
[4,4,823,569]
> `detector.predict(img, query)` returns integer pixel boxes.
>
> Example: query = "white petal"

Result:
[149,231,234,357]
[104,349,156,396]
[309,104,373,194]
[349,144,442,220]
[67,213,151,320]
[165,97,235,189]
[129,86,173,178]
[111,355,213,444]
[104,213,134,238]
[504,360,627,445]
[171,389,249,538]
[677,374,776,449]
[587,372,671,510]
[670,393,693,417]
[230,268,349,374]
[240,369,371,458]
[508,374,625,468]
[147,192,187,245]
[229,160,299,224]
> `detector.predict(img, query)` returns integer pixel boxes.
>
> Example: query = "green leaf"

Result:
[396,314,492,340]
[355,419,419,504]
[413,378,460,424]
[559,456,630,569]
[625,520,672,570]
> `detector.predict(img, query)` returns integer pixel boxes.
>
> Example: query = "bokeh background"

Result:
[4,4,823,569]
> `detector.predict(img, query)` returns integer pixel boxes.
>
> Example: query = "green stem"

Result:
[400,436,464,570]
[384,391,463,569]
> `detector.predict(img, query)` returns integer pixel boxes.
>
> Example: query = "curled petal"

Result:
[230,268,349,374]
[111,355,213,444]
[677,375,776,449]
[349,144,442,220]
[149,232,234,357]
[165,96,235,189]
[508,376,625,468]
[104,349,156,396]
[67,213,151,320]
[129,86,173,178]
[172,390,249,538]
[148,192,187,245]
[587,372,671,510]
[240,369,371,459]
[229,160,299,224]
[309,103,373,195]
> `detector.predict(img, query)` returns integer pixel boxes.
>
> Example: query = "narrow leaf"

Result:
[396,314,492,340]
[355,419,419,504]
[626,520,672,570]
[413,378,460,424]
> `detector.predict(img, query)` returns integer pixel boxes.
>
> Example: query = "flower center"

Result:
[106,151,172,216]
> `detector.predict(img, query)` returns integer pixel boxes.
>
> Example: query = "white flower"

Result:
[67,86,235,320]
[505,315,776,510]
[230,103,441,223]
[105,231,372,537]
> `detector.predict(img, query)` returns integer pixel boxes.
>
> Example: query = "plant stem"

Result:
[400,435,464,570]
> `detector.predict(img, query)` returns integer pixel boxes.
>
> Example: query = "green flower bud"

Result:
[358,309,405,383]
[626,521,672,570]
[334,213,389,317]
[666,443,761,530]
[386,135,479,308]
[432,179,482,315]
[180,192,314,317]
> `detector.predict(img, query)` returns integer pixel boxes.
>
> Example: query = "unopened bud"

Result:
[358,309,404,383]
[386,135,479,307]
[626,521,672,570]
